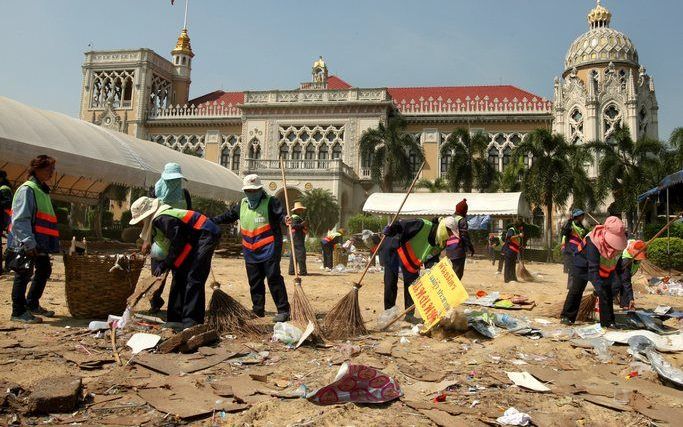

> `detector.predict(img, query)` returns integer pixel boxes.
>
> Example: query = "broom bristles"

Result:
[516,261,535,282]
[322,287,368,340]
[576,292,598,322]
[207,285,261,336]
[290,280,325,342]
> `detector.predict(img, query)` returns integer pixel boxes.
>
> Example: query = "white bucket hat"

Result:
[242,174,263,191]
[129,197,160,225]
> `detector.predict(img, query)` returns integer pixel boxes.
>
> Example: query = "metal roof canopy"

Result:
[0,96,243,204]
[362,192,531,218]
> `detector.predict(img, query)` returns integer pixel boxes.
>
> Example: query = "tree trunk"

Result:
[545,201,554,259]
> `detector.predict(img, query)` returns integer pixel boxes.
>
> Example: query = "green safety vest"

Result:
[397,219,442,273]
[240,195,275,263]
[153,208,213,269]
[622,243,641,276]
[7,180,59,252]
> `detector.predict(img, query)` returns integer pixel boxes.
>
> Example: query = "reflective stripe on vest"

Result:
[397,219,439,273]
[599,256,619,279]
[240,196,275,262]
[155,208,213,268]
[8,180,59,252]
[507,227,521,254]
[622,241,641,276]
[567,222,586,250]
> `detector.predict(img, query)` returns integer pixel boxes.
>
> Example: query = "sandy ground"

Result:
[0,251,682,426]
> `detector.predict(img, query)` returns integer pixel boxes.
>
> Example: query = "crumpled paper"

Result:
[307,363,402,405]
[496,407,531,426]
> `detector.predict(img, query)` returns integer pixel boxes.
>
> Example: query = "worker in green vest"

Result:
[0,170,13,276]
[382,216,454,319]
[561,209,588,289]
[502,223,524,283]
[212,174,290,322]
[130,196,221,330]
[5,156,59,324]
[612,239,646,310]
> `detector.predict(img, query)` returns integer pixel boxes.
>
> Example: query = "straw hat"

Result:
[292,201,306,213]
[130,197,160,225]
[242,174,263,191]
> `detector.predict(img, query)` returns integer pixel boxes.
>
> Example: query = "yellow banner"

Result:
[408,257,469,331]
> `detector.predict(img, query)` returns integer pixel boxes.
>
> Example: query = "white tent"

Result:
[362,192,531,218]
[0,96,243,204]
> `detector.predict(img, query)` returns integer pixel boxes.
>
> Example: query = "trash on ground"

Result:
[126,333,161,354]
[574,324,604,339]
[307,363,402,405]
[605,330,683,352]
[628,335,683,389]
[588,337,613,363]
[272,322,303,347]
[496,407,532,426]
[377,306,401,331]
[506,371,550,392]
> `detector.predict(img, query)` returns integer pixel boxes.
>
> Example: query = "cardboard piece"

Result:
[126,333,161,354]
[295,321,315,349]
[374,338,396,356]
[506,371,551,392]
[580,394,632,412]
[604,330,683,352]
[133,350,240,375]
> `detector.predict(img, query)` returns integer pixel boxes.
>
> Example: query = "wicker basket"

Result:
[63,254,145,319]
[333,246,348,267]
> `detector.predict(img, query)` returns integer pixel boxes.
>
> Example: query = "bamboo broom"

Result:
[280,159,325,342]
[323,162,425,340]
[206,269,261,336]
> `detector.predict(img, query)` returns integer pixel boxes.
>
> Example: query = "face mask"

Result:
[245,190,263,209]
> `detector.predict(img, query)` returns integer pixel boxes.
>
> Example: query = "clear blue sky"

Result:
[2,0,681,138]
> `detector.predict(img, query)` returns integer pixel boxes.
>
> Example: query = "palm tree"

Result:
[512,129,578,251]
[440,128,498,192]
[669,127,683,168]
[415,177,448,193]
[587,124,662,229]
[567,142,602,213]
[299,188,340,237]
[499,157,524,192]
[359,117,424,192]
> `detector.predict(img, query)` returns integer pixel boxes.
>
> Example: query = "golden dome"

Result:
[171,28,194,58]
[313,56,326,70]
[587,1,611,29]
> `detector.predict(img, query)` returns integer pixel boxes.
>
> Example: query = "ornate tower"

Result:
[171,28,194,106]
[311,56,328,87]
[552,0,658,160]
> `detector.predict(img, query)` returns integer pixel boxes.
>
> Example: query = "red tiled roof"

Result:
[189,90,244,106]
[387,85,546,104]
[327,75,352,89]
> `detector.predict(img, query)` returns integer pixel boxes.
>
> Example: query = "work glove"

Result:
[152,260,168,277]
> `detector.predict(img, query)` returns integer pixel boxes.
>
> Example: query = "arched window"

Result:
[231,147,241,172]
[332,143,342,160]
[603,104,622,142]
[292,143,302,160]
[408,149,420,174]
[249,138,261,160]
[220,147,230,167]
[488,147,500,170]
[569,108,584,144]
[318,144,328,160]
[305,143,316,160]
[502,146,512,168]
[279,144,289,160]
[440,151,452,175]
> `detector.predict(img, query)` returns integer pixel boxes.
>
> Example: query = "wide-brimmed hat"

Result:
[130,197,160,225]
[242,174,263,191]
[161,163,185,181]
[603,216,628,251]
[292,201,306,213]
[627,239,647,260]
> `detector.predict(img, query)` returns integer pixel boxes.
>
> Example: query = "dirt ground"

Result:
[0,252,682,426]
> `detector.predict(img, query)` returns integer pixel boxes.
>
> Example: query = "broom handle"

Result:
[280,159,300,279]
[623,212,682,270]
[633,198,650,234]
[380,304,416,331]
[354,161,425,289]
[585,212,599,225]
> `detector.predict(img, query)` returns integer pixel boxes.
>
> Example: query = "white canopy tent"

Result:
[0,96,243,204]
[362,192,531,218]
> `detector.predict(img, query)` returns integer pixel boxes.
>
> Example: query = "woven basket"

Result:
[333,246,348,267]
[63,254,145,319]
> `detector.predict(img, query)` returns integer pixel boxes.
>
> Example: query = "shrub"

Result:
[347,213,386,234]
[305,237,322,253]
[647,237,683,271]
[643,221,683,241]
[193,197,231,218]
[552,242,564,263]
[299,189,340,237]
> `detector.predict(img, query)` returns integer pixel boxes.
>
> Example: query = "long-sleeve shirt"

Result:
[613,257,635,308]
[445,216,474,260]
[0,183,12,229]
[384,219,439,254]
[573,235,623,289]
[8,178,50,252]
[212,195,286,255]
[152,214,191,269]
[561,219,586,255]
[290,215,306,246]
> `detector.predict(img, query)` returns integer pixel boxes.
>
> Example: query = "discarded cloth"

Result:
[307,363,402,405]
[496,407,531,426]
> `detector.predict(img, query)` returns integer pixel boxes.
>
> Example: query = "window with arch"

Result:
[332,143,342,160]
[220,147,230,168]
[318,144,328,160]
[408,149,420,174]
[90,69,135,108]
[603,104,622,142]
[440,151,452,175]
[305,143,316,160]
[292,143,302,160]
[231,147,241,172]
[502,146,512,168]
[488,147,500,171]
[279,144,289,160]
[248,138,261,160]
[639,106,648,137]
[569,108,584,144]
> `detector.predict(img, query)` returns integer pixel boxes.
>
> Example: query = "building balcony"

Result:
[244,158,357,180]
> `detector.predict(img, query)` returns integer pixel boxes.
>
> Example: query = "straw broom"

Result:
[280,159,325,342]
[206,269,261,335]
[323,163,425,340]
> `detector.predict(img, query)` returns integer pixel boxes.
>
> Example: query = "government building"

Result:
[78,1,658,224]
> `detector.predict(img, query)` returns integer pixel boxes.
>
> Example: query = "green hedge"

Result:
[643,222,683,241]
[647,238,683,271]
[347,213,386,234]
[305,237,322,253]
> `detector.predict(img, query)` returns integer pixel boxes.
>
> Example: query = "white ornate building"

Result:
[78,1,656,224]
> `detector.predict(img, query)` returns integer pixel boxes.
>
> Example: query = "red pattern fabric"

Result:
[308,363,402,405]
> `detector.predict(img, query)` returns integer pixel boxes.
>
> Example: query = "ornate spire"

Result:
[588,0,612,29]
[172,28,194,58]
[312,56,328,84]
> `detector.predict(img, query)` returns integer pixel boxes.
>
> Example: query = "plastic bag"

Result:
[588,337,613,363]
[376,306,401,331]
[272,322,303,347]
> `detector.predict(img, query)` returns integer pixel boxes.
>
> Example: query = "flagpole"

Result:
[183,0,189,29]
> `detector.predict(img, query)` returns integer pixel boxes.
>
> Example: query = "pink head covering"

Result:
[588,216,627,259]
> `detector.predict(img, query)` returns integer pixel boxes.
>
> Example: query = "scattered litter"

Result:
[399,337,410,344]
[574,324,604,339]
[605,330,683,352]
[87,321,110,331]
[337,343,361,359]
[377,306,401,331]
[588,337,613,363]
[654,305,672,315]
[506,371,550,392]
[272,322,303,347]
[496,407,531,426]
[464,292,500,307]
[397,324,422,337]
[307,363,402,405]
[628,336,683,389]
[126,333,161,354]
[511,359,528,365]
[534,318,553,325]
[295,321,315,349]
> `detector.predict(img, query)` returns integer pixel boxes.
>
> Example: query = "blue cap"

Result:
[572,209,585,218]
[161,163,185,181]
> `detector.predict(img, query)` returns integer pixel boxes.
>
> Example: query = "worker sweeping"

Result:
[445,199,475,280]
[212,174,290,322]
[321,229,343,271]
[0,170,13,276]
[130,197,220,330]
[560,216,627,327]
[288,201,308,276]
[561,209,588,289]
[382,216,453,320]
[502,223,524,283]
[612,239,646,310]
